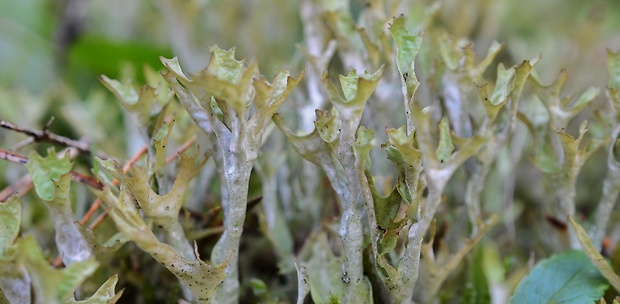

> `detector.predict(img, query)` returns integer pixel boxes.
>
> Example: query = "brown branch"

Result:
[0,118,107,159]
[69,171,103,190]
[52,255,63,268]
[182,206,210,221]
[88,211,108,230]
[0,175,33,202]
[0,148,28,164]
[10,137,35,151]
[166,135,197,163]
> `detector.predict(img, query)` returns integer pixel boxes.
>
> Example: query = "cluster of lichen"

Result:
[2,0,620,303]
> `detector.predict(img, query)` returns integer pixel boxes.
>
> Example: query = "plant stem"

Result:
[464,158,489,235]
[340,165,367,302]
[554,178,580,249]
[211,158,252,304]
[590,125,620,248]
[164,221,195,301]
[398,183,443,303]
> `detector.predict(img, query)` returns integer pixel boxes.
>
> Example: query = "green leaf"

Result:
[99,76,139,105]
[437,30,461,71]
[471,41,504,79]
[569,87,600,113]
[477,63,514,125]
[0,258,31,304]
[510,250,608,304]
[463,247,491,304]
[107,150,208,230]
[377,217,407,255]
[249,278,269,298]
[99,75,172,129]
[481,245,506,288]
[152,114,175,181]
[97,183,227,303]
[197,46,256,116]
[250,68,305,139]
[354,126,374,170]
[554,121,592,171]
[26,148,73,201]
[535,121,604,179]
[0,196,20,256]
[389,15,423,102]
[376,254,404,299]
[205,46,245,84]
[159,57,191,83]
[371,185,402,231]
[367,146,406,255]
[46,173,93,265]
[413,105,486,175]
[78,226,126,263]
[384,126,422,203]
[569,216,620,293]
[512,60,535,103]
[324,67,383,114]
[385,126,420,165]
[66,274,123,304]
[530,69,599,128]
[273,113,334,169]
[608,49,620,90]
[15,234,99,303]
[315,109,341,144]
[436,117,455,164]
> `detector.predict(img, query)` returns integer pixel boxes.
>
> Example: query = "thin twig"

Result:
[0,148,28,164]
[182,206,210,221]
[10,137,35,151]
[0,118,107,159]
[0,175,33,202]
[52,255,63,268]
[88,211,108,230]
[70,171,103,190]
[166,135,197,163]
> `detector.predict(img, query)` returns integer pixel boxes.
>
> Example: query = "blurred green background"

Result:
[1,0,619,95]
